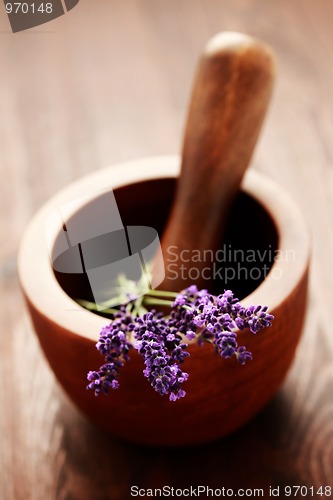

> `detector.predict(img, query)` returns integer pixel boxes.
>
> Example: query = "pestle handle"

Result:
[157,32,275,291]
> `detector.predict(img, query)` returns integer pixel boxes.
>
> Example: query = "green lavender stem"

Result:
[76,288,183,318]
[144,289,178,299]
[76,299,119,315]
[142,297,174,308]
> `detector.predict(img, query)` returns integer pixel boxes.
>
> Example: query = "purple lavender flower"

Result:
[87,306,134,395]
[236,346,253,365]
[172,285,208,308]
[172,286,274,365]
[234,304,274,333]
[185,330,196,340]
[134,312,189,401]
[215,289,243,315]
[214,331,238,358]
[87,285,274,399]
[87,362,121,396]
[96,309,133,362]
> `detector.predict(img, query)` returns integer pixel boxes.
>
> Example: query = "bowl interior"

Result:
[52,177,278,307]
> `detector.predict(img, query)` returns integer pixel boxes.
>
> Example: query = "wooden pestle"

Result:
[156,32,275,292]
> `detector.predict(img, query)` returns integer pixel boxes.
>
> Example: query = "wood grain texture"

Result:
[0,0,332,498]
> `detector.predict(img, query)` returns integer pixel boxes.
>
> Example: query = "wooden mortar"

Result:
[18,157,310,446]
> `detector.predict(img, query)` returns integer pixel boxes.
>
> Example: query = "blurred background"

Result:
[0,0,332,498]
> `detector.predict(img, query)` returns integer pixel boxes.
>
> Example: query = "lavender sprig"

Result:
[86,286,274,401]
[87,306,133,395]
[135,312,189,401]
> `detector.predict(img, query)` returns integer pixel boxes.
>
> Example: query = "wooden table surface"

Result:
[1,0,333,498]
